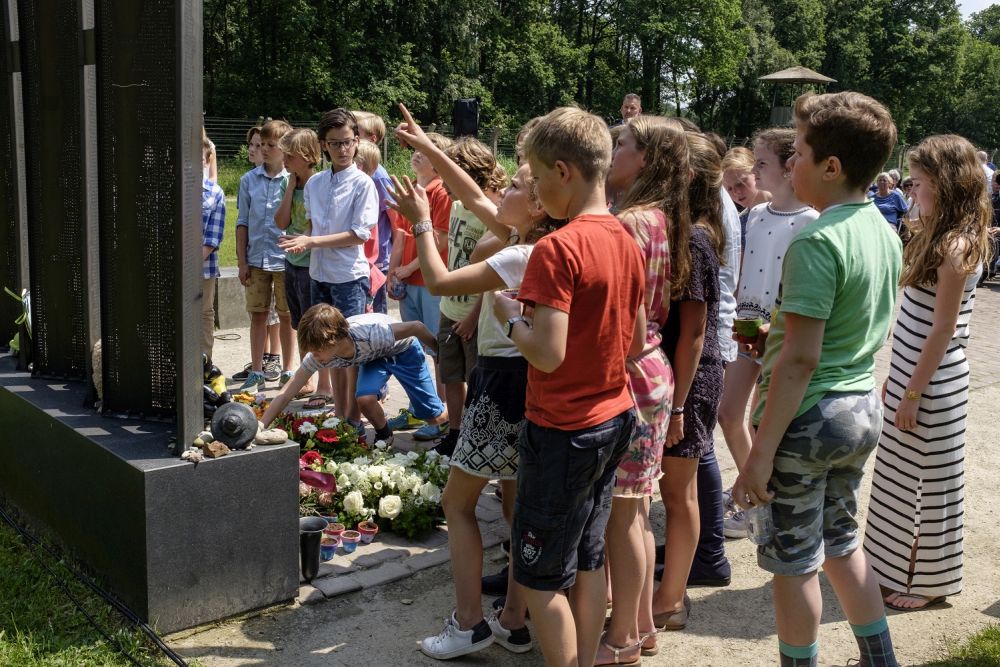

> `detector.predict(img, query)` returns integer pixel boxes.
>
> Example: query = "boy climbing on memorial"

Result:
[732,91,902,667]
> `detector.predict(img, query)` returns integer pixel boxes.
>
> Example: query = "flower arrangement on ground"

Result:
[283,410,450,540]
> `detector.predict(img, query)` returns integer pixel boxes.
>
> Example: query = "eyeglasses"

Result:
[323,138,357,151]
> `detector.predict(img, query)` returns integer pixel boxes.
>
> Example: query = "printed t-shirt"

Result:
[440,201,487,321]
[278,177,312,267]
[518,214,645,430]
[479,244,532,357]
[394,177,452,286]
[754,202,902,424]
[737,203,819,322]
[301,313,412,371]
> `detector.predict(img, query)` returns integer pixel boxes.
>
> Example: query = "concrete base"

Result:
[0,355,300,633]
[215,267,250,330]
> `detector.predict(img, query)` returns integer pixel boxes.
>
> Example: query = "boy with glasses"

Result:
[280,109,377,427]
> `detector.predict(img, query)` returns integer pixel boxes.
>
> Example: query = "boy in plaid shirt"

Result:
[202,134,226,362]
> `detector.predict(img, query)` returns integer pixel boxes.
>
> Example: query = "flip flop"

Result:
[303,394,331,410]
[295,387,316,400]
[885,593,947,612]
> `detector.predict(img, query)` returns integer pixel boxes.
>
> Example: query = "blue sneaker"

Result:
[413,422,448,441]
[238,370,266,393]
[387,408,425,431]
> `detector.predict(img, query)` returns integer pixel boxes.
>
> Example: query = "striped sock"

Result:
[851,617,899,667]
[779,639,818,666]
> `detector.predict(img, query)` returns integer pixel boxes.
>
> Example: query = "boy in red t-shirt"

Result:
[493,107,646,666]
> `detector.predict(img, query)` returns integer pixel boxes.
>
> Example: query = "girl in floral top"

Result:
[597,117,685,664]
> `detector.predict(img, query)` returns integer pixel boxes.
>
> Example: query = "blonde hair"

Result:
[515,117,543,165]
[901,134,992,287]
[355,139,381,174]
[297,304,350,353]
[354,111,387,143]
[522,107,612,182]
[278,128,322,168]
[201,127,214,163]
[794,91,896,190]
[616,117,691,299]
[260,119,292,143]
[444,137,508,192]
[686,132,726,267]
[721,146,754,174]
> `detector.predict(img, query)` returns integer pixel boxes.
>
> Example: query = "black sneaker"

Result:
[232,362,253,382]
[482,565,508,596]
[432,429,460,457]
[263,353,281,382]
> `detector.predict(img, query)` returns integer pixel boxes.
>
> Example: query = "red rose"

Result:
[315,429,340,444]
[300,451,324,468]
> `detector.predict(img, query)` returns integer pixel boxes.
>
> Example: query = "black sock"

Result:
[374,425,392,442]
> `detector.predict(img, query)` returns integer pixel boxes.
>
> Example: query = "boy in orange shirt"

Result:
[492,107,646,667]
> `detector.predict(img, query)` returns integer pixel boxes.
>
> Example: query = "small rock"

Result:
[181,448,204,463]
[401,598,413,605]
[254,428,289,445]
[202,441,230,458]
[198,430,214,443]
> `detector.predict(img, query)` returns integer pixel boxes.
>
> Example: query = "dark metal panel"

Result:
[0,2,22,350]
[16,0,89,378]
[95,0,202,443]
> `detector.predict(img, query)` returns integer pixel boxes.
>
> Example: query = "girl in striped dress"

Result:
[863,134,992,611]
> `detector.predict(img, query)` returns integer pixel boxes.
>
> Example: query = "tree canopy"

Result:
[204,0,1000,147]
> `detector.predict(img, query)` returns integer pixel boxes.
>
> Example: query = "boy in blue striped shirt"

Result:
[202,133,226,363]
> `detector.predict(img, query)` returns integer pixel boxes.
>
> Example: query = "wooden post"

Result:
[491,128,500,155]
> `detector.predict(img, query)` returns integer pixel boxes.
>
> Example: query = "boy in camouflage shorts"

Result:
[733,92,903,667]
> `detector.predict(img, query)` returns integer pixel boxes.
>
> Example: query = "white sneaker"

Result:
[420,612,494,660]
[724,509,749,539]
[486,612,532,653]
[722,487,736,514]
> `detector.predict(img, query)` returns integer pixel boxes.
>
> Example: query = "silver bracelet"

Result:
[412,220,433,236]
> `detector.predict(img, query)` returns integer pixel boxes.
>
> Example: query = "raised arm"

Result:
[394,103,511,239]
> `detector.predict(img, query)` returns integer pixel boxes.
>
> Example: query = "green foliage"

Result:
[203,0,999,153]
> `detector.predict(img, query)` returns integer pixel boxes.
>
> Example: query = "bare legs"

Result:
[716,356,760,472]
[652,456,699,616]
[526,568,607,667]
[604,497,652,650]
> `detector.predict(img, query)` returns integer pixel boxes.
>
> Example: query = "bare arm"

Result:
[892,254,968,431]
[236,226,249,285]
[394,103,511,239]
[470,232,506,264]
[492,298,567,373]
[261,365,314,426]
[390,321,439,355]
[628,305,647,358]
[274,173,297,230]
[734,313,824,506]
[279,230,365,254]
[670,300,707,410]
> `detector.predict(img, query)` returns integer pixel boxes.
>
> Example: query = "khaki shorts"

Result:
[438,313,478,383]
[245,267,289,313]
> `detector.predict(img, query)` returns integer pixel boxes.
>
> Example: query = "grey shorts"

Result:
[757,389,882,576]
[438,313,478,384]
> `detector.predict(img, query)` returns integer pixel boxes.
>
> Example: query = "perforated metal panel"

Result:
[95,0,202,432]
[16,0,88,378]
[0,3,21,348]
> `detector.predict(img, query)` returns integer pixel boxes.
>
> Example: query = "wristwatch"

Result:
[904,389,921,401]
[506,316,530,337]
[412,220,433,236]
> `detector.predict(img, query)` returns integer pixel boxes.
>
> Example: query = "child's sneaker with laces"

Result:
[279,370,294,387]
[420,612,494,660]
[387,408,425,431]
[486,612,532,653]
[414,422,448,441]
[238,370,266,393]
[262,354,281,382]
[232,362,253,382]
[723,509,749,539]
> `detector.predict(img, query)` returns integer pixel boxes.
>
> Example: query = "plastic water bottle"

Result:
[746,504,775,545]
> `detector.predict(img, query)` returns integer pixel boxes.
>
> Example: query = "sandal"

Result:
[294,386,316,400]
[594,631,642,666]
[303,394,331,410]
[653,594,691,631]
[884,593,947,612]
[640,632,658,657]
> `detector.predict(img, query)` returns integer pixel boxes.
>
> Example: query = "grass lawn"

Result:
[0,518,168,666]
[927,624,1000,666]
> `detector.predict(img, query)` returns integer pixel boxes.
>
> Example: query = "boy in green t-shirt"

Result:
[275,128,323,393]
[733,92,902,667]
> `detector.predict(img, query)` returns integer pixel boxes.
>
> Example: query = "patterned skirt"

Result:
[615,347,673,497]
[451,356,528,481]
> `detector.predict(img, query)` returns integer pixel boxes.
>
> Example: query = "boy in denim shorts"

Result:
[733,92,903,667]
[281,109,377,424]
[492,107,645,666]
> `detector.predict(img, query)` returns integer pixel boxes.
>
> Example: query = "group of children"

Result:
[203,88,992,667]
